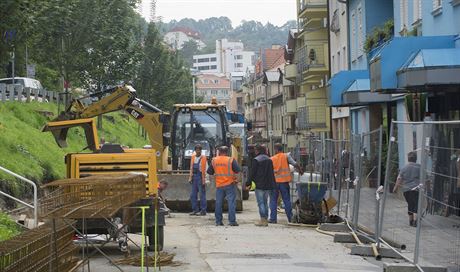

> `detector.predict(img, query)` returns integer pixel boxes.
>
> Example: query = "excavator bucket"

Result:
[42,119,99,151]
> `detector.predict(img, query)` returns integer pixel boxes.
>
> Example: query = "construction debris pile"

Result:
[114,251,183,267]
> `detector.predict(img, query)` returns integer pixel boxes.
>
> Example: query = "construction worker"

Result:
[188,144,208,216]
[269,143,304,223]
[207,146,241,226]
[247,144,276,227]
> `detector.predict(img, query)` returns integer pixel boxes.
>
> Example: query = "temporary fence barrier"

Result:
[380,120,460,270]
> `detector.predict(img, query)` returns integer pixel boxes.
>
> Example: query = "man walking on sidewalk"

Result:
[247,144,276,227]
[207,146,241,226]
[188,144,208,216]
[269,143,303,223]
[393,151,421,227]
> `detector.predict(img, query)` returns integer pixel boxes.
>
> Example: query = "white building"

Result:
[164,27,206,50]
[192,54,219,73]
[329,0,349,141]
[193,39,255,76]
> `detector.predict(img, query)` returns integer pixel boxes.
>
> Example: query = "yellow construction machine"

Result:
[43,85,245,249]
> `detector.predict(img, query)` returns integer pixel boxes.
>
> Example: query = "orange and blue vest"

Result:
[271,153,291,183]
[212,156,235,188]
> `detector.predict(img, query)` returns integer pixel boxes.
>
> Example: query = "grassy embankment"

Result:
[0,101,149,240]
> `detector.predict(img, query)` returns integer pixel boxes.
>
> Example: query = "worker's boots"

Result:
[255,218,268,227]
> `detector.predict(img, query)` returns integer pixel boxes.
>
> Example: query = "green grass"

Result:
[0,102,149,197]
[0,212,21,241]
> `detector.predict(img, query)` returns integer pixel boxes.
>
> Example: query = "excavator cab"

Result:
[171,104,229,170]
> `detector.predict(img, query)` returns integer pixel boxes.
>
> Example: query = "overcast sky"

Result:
[140,0,297,27]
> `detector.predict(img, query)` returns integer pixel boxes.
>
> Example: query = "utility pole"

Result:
[192,76,196,103]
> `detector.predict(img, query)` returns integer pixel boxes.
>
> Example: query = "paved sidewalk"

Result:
[85,193,382,272]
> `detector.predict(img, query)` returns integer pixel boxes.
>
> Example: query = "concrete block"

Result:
[351,245,403,259]
[319,223,349,232]
[383,263,447,272]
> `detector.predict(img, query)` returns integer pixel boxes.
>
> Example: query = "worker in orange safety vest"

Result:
[207,146,241,226]
[269,143,304,223]
[188,144,208,216]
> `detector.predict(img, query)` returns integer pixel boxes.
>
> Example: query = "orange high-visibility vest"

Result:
[189,154,207,180]
[212,156,235,188]
[271,153,291,183]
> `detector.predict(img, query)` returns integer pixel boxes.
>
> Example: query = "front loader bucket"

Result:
[158,170,243,212]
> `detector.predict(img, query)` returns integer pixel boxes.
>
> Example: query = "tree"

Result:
[179,40,199,67]
[135,23,192,111]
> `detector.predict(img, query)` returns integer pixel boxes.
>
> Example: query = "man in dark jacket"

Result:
[246,144,276,226]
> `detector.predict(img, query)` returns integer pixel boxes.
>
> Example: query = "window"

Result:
[413,0,422,23]
[214,79,219,84]
[332,55,335,74]
[198,66,210,70]
[193,59,197,63]
[234,63,243,68]
[337,51,341,72]
[357,5,363,57]
[222,90,228,96]
[198,58,209,63]
[342,46,347,69]
[400,0,408,31]
[204,79,209,84]
[351,11,356,60]
[234,55,243,60]
[210,57,217,61]
[433,0,442,10]
[211,90,218,95]
[210,65,217,69]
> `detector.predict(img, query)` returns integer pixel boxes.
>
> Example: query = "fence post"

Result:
[336,140,344,216]
[25,87,31,103]
[0,84,6,102]
[8,85,15,102]
[34,89,39,102]
[352,134,364,230]
[375,126,383,247]
[379,121,394,250]
[414,122,429,265]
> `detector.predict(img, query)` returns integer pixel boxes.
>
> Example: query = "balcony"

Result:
[297,105,328,129]
[297,43,329,77]
[298,0,327,19]
[285,64,297,80]
[296,96,306,108]
[285,99,297,114]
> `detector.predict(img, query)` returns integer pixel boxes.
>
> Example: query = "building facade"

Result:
[163,27,206,50]
[329,0,349,141]
[195,74,231,107]
[193,39,255,76]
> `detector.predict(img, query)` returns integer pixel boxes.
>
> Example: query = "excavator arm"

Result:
[43,85,170,169]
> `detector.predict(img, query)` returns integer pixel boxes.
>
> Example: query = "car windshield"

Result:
[175,109,224,149]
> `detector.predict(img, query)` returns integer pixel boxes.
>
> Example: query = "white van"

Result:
[0,77,43,90]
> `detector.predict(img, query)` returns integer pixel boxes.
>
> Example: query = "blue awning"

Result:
[342,78,392,106]
[327,70,369,107]
[397,48,460,90]
[369,35,456,92]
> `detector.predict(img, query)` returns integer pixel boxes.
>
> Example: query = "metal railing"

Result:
[0,166,38,228]
[0,83,65,104]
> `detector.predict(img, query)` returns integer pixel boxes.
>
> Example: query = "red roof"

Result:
[263,48,285,71]
[169,27,201,39]
[195,74,230,89]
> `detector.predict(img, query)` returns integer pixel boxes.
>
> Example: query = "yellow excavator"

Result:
[43,85,244,249]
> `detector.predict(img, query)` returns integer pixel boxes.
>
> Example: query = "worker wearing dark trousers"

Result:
[269,143,303,223]
[189,145,207,216]
[207,146,241,226]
